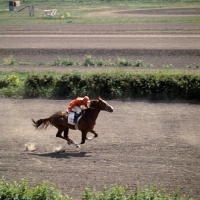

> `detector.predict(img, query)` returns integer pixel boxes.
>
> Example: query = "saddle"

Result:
[67,111,82,126]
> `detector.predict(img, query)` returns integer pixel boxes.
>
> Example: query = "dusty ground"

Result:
[0,7,200,199]
[0,98,200,199]
[0,8,200,70]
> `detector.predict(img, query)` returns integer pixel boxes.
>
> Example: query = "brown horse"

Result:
[32,97,113,148]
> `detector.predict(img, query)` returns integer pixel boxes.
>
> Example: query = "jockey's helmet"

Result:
[83,96,90,103]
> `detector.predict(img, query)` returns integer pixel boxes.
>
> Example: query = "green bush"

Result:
[135,60,144,67]
[81,184,197,200]
[51,58,74,66]
[0,74,19,88]
[24,74,55,97]
[25,74,55,88]
[116,57,133,66]
[89,72,130,98]
[54,73,75,98]
[82,55,114,67]
[3,55,16,65]
[83,55,96,67]
[0,178,72,200]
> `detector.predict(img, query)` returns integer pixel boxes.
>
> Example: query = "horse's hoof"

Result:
[86,136,94,140]
[76,144,81,148]
[67,141,71,145]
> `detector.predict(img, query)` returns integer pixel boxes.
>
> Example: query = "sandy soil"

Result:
[0,7,200,200]
[0,98,200,199]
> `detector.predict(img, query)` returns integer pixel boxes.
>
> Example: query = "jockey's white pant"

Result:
[72,106,82,114]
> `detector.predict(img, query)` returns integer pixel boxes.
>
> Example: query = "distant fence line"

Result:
[1,0,199,3]
[2,0,117,2]
[1,0,197,7]
[1,0,122,7]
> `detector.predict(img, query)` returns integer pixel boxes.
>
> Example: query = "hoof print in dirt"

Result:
[25,143,37,152]
[54,146,66,153]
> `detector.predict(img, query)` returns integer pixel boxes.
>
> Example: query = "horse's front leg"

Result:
[86,129,98,140]
[79,131,87,144]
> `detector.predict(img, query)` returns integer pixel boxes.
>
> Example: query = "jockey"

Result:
[67,96,90,124]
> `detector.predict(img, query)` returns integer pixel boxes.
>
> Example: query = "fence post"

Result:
[29,6,34,17]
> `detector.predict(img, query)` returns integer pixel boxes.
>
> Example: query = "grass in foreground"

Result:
[0,177,198,200]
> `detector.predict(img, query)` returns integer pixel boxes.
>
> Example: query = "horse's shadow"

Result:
[29,151,90,159]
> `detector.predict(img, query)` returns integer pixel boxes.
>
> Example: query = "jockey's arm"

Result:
[68,100,77,112]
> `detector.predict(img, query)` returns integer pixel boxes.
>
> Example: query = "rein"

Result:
[81,106,101,112]
[81,107,100,116]
[89,107,100,110]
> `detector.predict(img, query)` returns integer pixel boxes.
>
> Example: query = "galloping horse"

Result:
[32,97,113,148]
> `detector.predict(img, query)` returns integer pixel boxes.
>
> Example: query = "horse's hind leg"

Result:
[64,128,74,145]
[56,129,80,148]
[56,129,70,142]
[64,128,80,148]
[56,130,65,140]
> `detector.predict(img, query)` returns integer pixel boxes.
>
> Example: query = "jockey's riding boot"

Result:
[74,113,78,124]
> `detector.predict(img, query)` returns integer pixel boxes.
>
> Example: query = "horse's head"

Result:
[90,97,113,113]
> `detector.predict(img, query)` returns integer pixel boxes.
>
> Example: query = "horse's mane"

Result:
[81,100,99,115]
[90,99,98,105]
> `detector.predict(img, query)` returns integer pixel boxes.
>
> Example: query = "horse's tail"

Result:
[32,117,51,131]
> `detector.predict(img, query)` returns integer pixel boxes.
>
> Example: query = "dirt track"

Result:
[0,7,200,199]
[0,98,200,199]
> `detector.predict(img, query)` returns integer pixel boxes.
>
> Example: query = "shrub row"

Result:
[1,55,151,67]
[24,71,200,100]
